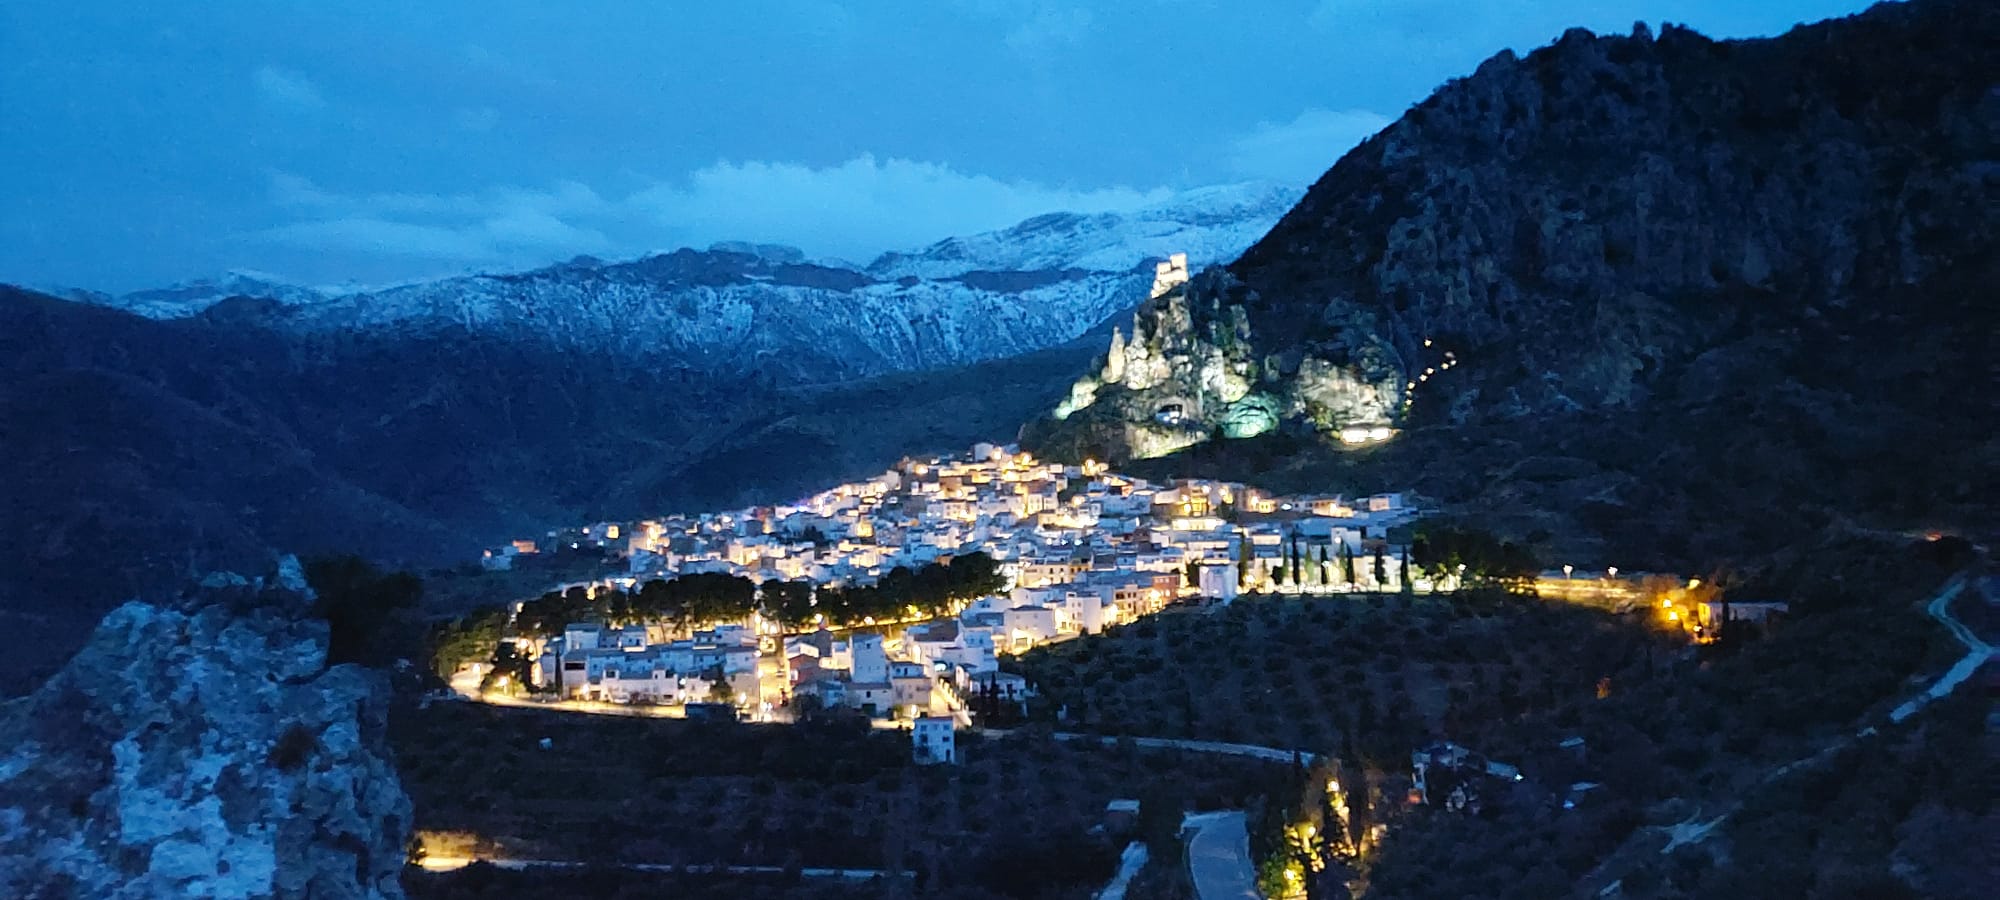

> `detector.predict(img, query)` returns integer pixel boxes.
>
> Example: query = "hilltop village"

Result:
[461,443,1424,736]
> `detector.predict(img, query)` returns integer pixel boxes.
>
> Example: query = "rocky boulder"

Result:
[0,577,411,898]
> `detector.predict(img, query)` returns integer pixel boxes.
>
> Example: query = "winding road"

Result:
[1181,811,1262,900]
[1094,842,1150,900]
[1051,732,1319,765]
[1607,572,1997,892]
[1890,575,1994,722]
[416,855,904,880]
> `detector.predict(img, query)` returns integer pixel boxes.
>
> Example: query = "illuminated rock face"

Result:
[1029,252,1399,462]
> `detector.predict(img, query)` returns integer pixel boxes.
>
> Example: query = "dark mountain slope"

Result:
[1229,0,1994,412]
[1027,0,1999,571]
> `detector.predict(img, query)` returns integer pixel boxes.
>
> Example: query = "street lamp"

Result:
[1606,566,1618,579]
[1562,564,1573,579]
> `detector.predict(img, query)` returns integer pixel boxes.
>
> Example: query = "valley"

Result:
[0,1,1993,899]
[0,182,1286,689]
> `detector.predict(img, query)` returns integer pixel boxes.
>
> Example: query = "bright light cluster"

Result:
[1401,340,1458,417]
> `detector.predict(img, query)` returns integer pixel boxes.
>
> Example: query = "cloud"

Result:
[269,173,607,221]
[256,174,613,265]
[253,66,324,109]
[254,160,1164,272]
[628,154,1167,260]
[1225,108,1392,183]
[1004,6,1095,56]
[953,1,1095,58]
[252,157,1169,273]
[258,218,498,261]
[1307,0,1522,55]
[1308,0,1437,34]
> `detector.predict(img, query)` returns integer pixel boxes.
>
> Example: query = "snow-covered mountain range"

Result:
[52,182,1298,382]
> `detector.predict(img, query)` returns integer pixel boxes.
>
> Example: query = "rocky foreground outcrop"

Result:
[0,567,410,898]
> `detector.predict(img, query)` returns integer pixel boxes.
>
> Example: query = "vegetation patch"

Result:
[393,700,1289,899]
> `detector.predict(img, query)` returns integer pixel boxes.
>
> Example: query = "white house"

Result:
[1198,561,1239,602]
[852,633,889,684]
[890,660,934,715]
[912,716,957,765]
[563,622,603,651]
[1000,605,1061,652]
[1063,589,1110,635]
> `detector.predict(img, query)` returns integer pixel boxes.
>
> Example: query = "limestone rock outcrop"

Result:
[0,571,411,898]
[1028,252,1400,463]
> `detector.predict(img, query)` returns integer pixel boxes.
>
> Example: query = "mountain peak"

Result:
[865,180,1300,279]
[705,241,808,264]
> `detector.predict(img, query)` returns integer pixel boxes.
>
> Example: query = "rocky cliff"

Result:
[1031,252,1401,463]
[1030,0,1994,455]
[1025,0,1997,566]
[0,564,411,898]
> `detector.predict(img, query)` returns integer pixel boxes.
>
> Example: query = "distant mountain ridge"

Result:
[866,182,1301,279]
[55,271,330,319]
[48,182,1298,382]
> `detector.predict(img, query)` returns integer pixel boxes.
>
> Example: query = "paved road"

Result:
[417,855,902,879]
[1052,732,1318,765]
[1890,575,1993,722]
[1094,842,1150,900]
[1181,811,1262,900]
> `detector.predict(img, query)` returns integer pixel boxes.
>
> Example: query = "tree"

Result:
[304,556,421,665]
[1340,542,1357,587]
[1399,545,1413,593]
[1372,548,1388,587]
[1410,524,1536,585]
[942,551,1006,604]
[481,640,530,694]
[1138,785,1186,867]
[761,580,817,631]
[706,668,735,705]
[632,576,680,624]
[1339,734,1373,852]
[429,605,507,679]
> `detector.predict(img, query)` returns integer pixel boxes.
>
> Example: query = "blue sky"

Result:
[0,0,1873,290]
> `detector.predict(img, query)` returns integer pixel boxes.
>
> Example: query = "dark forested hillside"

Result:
[1028,0,1998,573]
